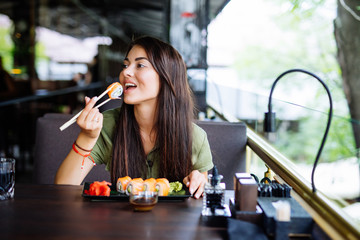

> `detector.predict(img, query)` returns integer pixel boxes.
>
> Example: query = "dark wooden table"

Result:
[0,184,231,240]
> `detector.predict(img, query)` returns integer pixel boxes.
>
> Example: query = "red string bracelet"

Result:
[72,143,96,169]
[74,141,92,152]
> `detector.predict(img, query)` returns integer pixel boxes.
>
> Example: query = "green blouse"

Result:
[91,108,213,179]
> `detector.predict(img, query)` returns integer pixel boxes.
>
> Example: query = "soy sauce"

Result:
[130,197,157,211]
[205,192,224,212]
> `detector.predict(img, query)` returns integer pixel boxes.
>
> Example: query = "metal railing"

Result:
[208,105,360,240]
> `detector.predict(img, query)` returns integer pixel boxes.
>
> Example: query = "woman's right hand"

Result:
[55,96,103,185]
[77,96,103,139]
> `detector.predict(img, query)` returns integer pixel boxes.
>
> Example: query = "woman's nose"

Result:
[122,66,134,77]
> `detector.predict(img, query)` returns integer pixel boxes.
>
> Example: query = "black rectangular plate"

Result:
[82,182,192,201]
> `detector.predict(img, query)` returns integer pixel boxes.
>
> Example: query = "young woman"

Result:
[55,36,213,199]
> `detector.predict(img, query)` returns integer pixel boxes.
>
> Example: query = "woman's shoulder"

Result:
[191,122,213,172]
[192,122,208,145]
[192,122,206,134]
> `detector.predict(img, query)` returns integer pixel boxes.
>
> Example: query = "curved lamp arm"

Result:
[264,69,333,193]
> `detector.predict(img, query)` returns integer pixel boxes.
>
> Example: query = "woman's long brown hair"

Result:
[111,36,194,183]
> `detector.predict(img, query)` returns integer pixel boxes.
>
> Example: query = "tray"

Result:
[82,182,192,201]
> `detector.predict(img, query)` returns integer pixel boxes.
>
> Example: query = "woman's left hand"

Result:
[183,170,207,199]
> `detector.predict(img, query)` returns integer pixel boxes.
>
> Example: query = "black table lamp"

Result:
[264,69,333,193]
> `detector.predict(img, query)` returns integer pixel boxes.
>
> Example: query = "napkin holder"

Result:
[230,173,263,225]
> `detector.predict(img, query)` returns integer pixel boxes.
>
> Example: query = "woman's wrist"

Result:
[72,142,96,169]
[74,141,92,152]
[76,133,98,151]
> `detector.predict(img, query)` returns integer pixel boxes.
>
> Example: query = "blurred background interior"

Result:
[0,0,359,226]
[0,0,227,182]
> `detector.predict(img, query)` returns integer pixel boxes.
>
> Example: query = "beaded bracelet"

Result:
[72,143,96,169]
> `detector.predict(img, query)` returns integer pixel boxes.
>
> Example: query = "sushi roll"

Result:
[107,82,123,99]
[143,178,157,192]
[156,178,170,196]
[116,176,132,193]
[126,178,144,195]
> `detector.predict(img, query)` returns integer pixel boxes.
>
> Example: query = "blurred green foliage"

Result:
[232,0,356,163]
[0,25,14,71]
[0,17,47,74]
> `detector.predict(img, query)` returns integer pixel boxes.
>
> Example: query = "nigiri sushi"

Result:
[126,178,144,195]
[116,176,132,193]
[156,178,170,196]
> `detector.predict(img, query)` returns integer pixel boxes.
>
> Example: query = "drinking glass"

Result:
[0,158,15,200]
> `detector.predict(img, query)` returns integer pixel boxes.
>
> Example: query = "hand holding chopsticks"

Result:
[59,82,123,131]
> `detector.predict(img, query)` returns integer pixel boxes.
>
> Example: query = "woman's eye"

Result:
[137,63,145,68]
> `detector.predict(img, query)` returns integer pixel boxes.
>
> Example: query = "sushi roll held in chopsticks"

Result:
[126,178,144,195]
[116,176,132,193]
[108,82,123,99]
[156,178,170,196]
[59,82,123,131]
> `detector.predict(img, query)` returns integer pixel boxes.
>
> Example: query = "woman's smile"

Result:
[124,82,137,93]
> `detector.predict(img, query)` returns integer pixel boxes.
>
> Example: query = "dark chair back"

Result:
[197,121,247,189]
[33,113,110,184]
[33,114,247,188]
